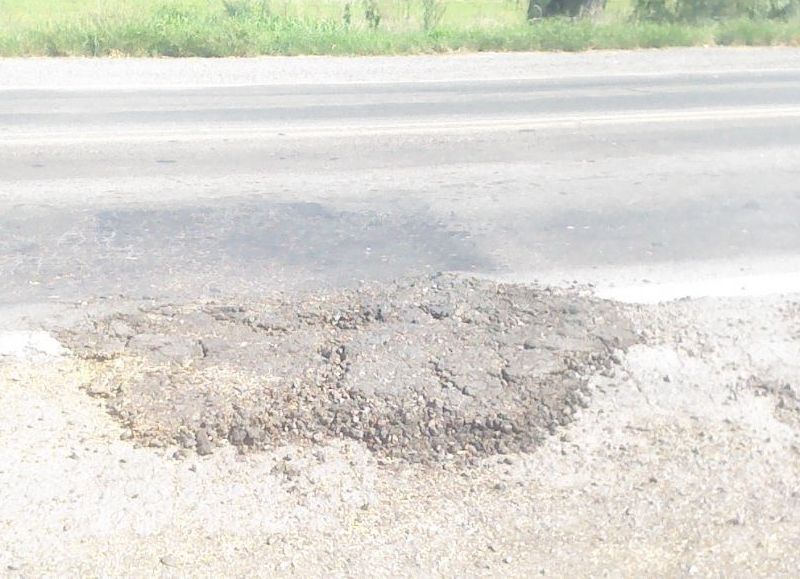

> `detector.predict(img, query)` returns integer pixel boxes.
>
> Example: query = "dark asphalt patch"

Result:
[0,200,491,303]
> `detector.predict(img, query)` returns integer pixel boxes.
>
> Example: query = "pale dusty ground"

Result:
[3,48,799,90]
[2,289,800,578]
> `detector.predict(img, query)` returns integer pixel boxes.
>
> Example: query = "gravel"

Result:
[59,274,637,462]
[3,288,800,575]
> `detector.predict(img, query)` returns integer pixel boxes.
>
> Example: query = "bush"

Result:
[422,0,446,31]
[363,0,381,29]
[222,0,272,21]
[634,0,800,21]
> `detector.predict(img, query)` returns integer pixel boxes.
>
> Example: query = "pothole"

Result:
[59,274,639,463]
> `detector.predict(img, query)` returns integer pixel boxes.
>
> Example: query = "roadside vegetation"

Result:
[0,0,799,56]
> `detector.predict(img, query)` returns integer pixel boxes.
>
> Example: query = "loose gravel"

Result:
[60,274,638,462]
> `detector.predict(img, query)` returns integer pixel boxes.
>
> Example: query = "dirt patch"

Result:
[59,275,638,462]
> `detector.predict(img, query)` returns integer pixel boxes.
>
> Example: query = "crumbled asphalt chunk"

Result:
[195,429,213,456]
[59,274,638,463]
[745,376,800,428]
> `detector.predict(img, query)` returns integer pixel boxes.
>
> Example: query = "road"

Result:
[2,47,800,308]
[2,49,800,576]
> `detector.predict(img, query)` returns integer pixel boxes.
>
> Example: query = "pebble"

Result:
[195,430,213,456]
[159,554,179,567]
[728,512,746,526]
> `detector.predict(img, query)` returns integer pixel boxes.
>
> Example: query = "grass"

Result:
[0,0,798,56]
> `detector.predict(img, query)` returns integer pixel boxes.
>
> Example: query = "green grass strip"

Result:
[0,1,798,57]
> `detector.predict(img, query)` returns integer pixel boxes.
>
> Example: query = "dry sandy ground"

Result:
[2,288,800,577]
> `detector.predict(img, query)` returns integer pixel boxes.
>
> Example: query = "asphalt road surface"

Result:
[2,48,800,306]
[3,49,800,577]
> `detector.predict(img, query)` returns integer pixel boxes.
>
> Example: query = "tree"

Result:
[529,0,606,18]
[633,0,800,21]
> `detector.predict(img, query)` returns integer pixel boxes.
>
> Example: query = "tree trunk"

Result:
[527,0,542,19]
[540,0,606,17]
